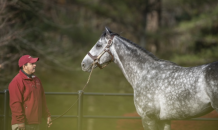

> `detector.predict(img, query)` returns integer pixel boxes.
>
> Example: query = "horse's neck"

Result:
[111,37,158,87]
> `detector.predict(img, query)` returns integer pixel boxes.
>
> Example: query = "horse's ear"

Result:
[105,27,111,39]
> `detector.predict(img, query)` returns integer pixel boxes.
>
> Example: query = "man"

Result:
[8,55,52,130]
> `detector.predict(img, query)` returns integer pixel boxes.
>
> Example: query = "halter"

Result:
[87,35,115,69]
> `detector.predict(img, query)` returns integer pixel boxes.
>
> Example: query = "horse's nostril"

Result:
[82,62,85,68]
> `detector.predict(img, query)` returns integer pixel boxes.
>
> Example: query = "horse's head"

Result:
[81,27,117,72]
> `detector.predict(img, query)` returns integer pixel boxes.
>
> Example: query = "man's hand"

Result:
[47,117,52,128]
[18,123,25,130]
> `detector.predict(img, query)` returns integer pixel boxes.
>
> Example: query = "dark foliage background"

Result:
[0,0,218,130]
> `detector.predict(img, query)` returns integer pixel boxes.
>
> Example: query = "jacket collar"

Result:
[19,70,36,79]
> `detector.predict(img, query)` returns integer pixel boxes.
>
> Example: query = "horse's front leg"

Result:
[158,120,171,130]
[142,116,158,130]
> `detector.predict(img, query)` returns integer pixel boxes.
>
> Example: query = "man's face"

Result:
[23,63,36,75]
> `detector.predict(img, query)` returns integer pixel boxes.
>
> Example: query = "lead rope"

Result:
[46,62,96,129]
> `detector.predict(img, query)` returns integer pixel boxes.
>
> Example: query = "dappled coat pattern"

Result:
[81,28,218,130]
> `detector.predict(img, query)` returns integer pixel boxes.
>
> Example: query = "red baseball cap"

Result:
[18,55,39,67]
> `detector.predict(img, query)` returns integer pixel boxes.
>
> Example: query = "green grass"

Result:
[34,59,136,130]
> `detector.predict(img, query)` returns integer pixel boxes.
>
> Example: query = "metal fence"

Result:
[1,89,218,130]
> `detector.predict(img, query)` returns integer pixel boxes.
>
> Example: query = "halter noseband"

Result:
[87,35,115,69]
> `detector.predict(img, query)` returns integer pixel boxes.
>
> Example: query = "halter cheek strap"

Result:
[87,36,115,69]
[87,52,103,69]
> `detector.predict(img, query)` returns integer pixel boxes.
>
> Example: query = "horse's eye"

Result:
[96,44,102,47]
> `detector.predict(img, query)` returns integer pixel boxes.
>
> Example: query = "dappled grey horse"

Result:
[81,27,218,130]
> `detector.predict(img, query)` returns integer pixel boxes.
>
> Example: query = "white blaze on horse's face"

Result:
[81,35,112,72]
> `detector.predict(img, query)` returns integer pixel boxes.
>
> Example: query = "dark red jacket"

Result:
[8,70,50,125]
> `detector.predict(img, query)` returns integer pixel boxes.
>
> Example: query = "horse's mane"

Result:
[101,30,178,65]
[101,30,160,60]
[119,36,160,61]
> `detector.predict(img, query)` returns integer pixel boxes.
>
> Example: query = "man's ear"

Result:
[22,64,27,70]
[22,65,25,70]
